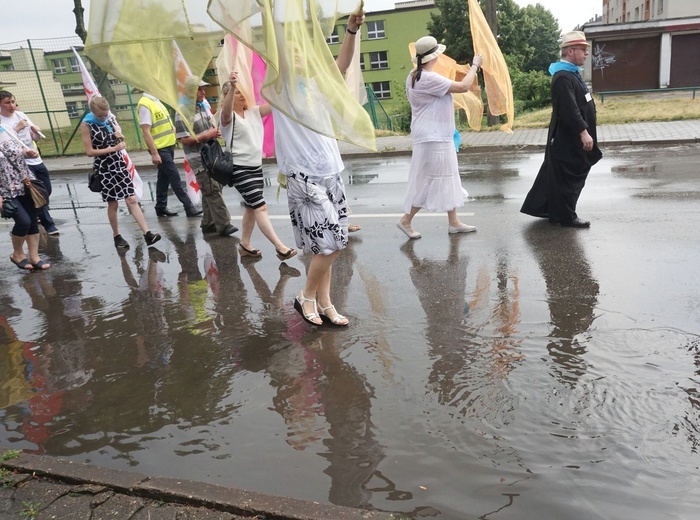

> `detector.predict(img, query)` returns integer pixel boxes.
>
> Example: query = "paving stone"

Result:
[90,490,116,508]
[130,502,181,519]
[10,479,68,511]
[90,492,146,520]
[40,491,95,519]
[175,507,243,519]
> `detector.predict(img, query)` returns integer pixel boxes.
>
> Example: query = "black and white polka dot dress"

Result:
[86,122,134,202]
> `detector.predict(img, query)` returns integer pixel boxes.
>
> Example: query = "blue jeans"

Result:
[154,146,193,213]
[28,162,55,229]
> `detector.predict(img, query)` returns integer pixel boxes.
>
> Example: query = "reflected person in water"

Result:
[524,222,599,386]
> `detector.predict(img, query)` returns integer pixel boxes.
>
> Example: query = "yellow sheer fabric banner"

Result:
[84,0,223,127]
[409,43,484,131]
[208,0,376,151]
[468,0,514,133]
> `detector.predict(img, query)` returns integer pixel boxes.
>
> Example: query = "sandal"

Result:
[348,223,362,233]
[239,244,262,257]
[31,260,50,271]
[276,248,297,261]
[10,256,33,271]
[318,304,349,327]
[293,292,322,326]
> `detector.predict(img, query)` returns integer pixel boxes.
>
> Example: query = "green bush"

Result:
[511,69,551,114]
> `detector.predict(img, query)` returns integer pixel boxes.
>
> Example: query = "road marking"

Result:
[230,212,476,221]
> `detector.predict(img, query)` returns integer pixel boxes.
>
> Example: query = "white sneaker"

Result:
[448,224,477,234]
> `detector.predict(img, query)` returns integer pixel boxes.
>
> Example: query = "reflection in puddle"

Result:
[1,146,700,518]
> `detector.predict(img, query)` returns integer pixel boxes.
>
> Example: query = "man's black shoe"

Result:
[186,208,203,217]
[219,224,239,236]
[156,208,179,217]
[561,218,590,228]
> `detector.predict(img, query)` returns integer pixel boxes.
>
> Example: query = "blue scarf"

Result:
[83,112,114,133]
[548,60,582,76]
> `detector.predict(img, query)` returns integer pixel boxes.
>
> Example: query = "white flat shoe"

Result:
[448,224,477,234]
[397,221,421,239]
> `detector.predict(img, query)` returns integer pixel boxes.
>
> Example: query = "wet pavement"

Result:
[1,129,700,519]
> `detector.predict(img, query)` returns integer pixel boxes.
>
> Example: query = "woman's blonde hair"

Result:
[89,95,110,112]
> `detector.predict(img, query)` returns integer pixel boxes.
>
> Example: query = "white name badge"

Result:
[585,93,593,103]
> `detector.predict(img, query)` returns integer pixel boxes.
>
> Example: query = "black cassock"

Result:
[521,70,602,223]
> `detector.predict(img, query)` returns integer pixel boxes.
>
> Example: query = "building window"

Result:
[109,78,121,85]
[366,20,385,39]
[658,0,664,14]
[69,56,80,73]
[61,83,83,92]
[66,101,83,118]
[2,63,15,71]
[359,53,365,70]
[327,26,339,44]
[369,51,388,69]
[370,81,391,99]
[52,59,67,74]
[114,105,129,111]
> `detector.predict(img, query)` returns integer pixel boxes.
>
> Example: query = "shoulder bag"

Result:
[201,114,236,186]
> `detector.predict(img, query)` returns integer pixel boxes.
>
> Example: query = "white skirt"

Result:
[403,141,468,214]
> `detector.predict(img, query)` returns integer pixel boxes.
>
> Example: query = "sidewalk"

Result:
[42,119,700,175]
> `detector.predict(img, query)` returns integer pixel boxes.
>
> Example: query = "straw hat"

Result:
[560,31,590,49]
[412,36,446,64]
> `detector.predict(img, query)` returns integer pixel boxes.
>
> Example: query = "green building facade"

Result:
[330,2,438,112]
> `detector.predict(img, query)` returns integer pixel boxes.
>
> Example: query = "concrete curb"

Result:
[1,451,389,520]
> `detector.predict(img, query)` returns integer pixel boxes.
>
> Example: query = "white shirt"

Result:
[272,107,343,178]
[406,71,454,144]
[220,106,264,167]
[0,111,42,165]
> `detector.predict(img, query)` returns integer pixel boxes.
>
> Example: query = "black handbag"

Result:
[88,171,103,193]
[1,198,19,218]
[201,115,236,186]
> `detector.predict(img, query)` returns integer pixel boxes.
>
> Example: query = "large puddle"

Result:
[1,146,699,518]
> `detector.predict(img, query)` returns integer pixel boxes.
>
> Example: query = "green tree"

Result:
[517,4,560,72]
[428,0,559,72]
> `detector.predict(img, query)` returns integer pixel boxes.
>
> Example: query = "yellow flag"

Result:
[85,0,223,128]
[468,0,514,133]
[208,0,376,151]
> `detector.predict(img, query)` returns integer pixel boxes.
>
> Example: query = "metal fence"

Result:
[1,36,147,158]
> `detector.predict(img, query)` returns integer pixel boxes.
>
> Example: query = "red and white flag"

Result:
[72,47,144,199]
[182,157,201,205]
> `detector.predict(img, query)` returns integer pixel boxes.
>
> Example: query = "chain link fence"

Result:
[0,36,145,157]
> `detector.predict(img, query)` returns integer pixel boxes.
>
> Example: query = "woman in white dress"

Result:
[397,36,483,239]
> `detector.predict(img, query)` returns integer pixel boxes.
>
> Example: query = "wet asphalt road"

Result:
[1,144,699,519]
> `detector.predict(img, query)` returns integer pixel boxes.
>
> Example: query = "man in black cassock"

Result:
[521,31,602,228]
